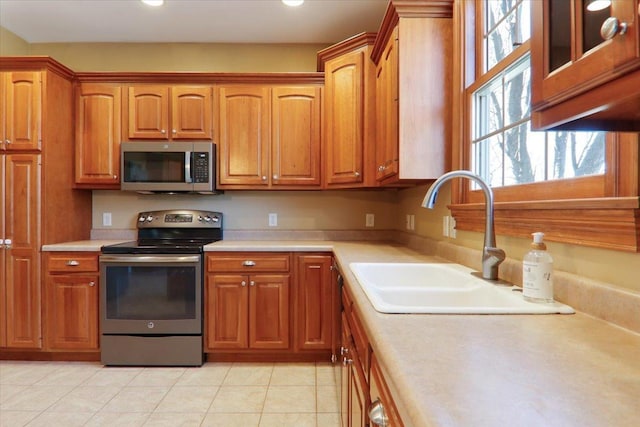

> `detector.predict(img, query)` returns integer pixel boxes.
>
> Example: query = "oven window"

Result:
[105,266,196,320]
[124,152,185,182]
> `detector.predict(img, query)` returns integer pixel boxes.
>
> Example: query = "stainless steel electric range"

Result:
[99,209,222,366]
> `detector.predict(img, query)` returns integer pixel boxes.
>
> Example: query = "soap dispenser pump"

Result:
[522,232,554,303]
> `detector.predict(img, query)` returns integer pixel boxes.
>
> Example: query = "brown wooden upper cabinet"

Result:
[371,0,452,185]
[320,34,378,188]
[0,71,41,152]
[216,85,322,189]
[75,83,122,188]
[531,0,640,131]
[125,85,213,140]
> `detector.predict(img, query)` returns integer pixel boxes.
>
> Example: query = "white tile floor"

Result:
[0,361,340,427]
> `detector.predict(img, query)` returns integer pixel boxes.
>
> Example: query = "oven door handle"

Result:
[100,255,201,263]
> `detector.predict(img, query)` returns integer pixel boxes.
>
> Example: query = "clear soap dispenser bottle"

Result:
[522,232,554,303]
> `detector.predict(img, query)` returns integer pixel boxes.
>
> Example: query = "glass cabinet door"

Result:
[533,0,639,106]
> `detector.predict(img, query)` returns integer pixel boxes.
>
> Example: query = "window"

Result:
[471,0,605,189]
[449,0,639,252]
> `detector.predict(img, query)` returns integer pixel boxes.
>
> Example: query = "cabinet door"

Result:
[2,72,41,151]
[171,86,213,140]
[249,274,290,349]
[217,86,271,186]
[75,83,122,186]
[375,32,399,182]
[45,274,99,350]
[271,87,322,187]
[532,1,639,108]
[295,254,333,351]
[206,274,249,350]
[3,154,40,348]
[350,355,368,427]
[324,51,366,185]
[0,156,4,347]
[127,85,170,139]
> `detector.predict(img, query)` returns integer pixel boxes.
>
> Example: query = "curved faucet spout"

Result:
[422,170,505,280]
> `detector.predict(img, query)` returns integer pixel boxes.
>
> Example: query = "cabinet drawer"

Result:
[47,253,99,273]
[207,253,290,273]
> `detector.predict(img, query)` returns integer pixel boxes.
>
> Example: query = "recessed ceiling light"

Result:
[586,0,611,11]
[141,0,164,6]
[282,0,304,6]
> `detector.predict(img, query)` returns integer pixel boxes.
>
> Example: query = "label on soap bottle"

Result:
[522,261,553,301]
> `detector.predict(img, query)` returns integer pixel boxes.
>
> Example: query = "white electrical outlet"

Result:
[406,214,415,231]
[103,212,112,227]
[365,213,375,227]
[268,213,278,227]
[449,216,457,238]
[442,216,449,237]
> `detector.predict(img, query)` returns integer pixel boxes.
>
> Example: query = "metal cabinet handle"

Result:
[172,129,177,134]
[242,260,256,267]
[5,139,10,144]
[378,165,386,172]
[89,281,96,287]
[4,239,12,249]
[340,346,349,356]
[601,17,628,40]
[354,171,360,177]
[161,129,166,134]
[241,281,247,287]
[369,399,389,427]
[273,174,278,180]
[262,175,267,181]
[342,357,353,366]
[66,260,80,266]
[250,280,255,287]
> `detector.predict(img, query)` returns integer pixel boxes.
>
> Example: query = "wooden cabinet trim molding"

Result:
[74,72,324,85]
[371,0,454,63]
[0,56,75,80]
[317,32,378,72]
[450,197,640,252]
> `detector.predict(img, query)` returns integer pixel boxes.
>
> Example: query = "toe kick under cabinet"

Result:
[205,252,336,362]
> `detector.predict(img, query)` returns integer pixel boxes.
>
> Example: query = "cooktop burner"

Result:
[101,209,223,255]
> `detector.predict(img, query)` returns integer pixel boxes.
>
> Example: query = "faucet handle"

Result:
[485,247,506,262]
[482,246,506,280]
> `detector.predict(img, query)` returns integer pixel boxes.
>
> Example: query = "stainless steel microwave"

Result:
[120,141,217,194]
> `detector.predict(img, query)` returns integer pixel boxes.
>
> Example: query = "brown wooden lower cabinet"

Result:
[44,252,100,351]
[341,285,405,427]
[206,273,290,350]
[205,251,336,361]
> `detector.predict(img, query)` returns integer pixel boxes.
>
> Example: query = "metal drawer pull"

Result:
[66,260,80,266]
[369,399,389,427]
[601,16,628,40]
[242,260,256,267]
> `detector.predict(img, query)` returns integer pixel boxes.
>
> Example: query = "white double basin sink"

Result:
[349,262,574,314]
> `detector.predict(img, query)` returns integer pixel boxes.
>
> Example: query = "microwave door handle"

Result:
[185,151,193,183]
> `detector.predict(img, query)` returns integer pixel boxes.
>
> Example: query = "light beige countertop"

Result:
[42,239,640,426]
[41,240,129,252]
[330,242,640,427]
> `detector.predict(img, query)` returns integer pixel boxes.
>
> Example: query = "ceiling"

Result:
[0,0,389,45]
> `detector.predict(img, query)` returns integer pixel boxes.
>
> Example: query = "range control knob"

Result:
[211,216,220,222]
[146,215,154,222]
[204,216,212,222]
[138,215,146,222]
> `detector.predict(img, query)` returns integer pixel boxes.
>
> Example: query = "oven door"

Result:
[100,254,202,335]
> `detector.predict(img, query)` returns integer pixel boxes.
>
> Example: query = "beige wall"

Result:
[6,31,639,296]
[28,42,325,72]
[0,27,30,55]
[92,190,398,231]
[396,183,640,293]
